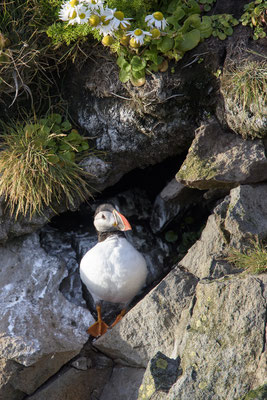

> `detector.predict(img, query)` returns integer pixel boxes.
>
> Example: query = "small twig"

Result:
[182,52,209,69]
[109,92,132,101]
[159,93,184,102]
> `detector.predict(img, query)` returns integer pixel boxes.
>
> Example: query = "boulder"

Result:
[180,184,267,278]
[164,274,267,400]
[94,267,199,368]
[176,121,267,190]
[0,233,93,399]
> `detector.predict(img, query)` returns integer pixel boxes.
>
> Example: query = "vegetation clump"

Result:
[240,0,267,40]
[220,60,267,139]
[47,0,239,86]
[227,240,267,275]
[0,114,92,219]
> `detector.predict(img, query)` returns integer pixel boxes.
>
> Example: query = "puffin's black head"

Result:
[94,203,132,233]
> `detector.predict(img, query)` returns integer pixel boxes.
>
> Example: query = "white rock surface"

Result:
[0,233,93,397]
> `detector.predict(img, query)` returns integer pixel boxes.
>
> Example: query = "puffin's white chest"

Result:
[80,236,147,304]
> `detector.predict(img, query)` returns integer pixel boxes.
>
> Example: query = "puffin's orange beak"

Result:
[113,210,132,231]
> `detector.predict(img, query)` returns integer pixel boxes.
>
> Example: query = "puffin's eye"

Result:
[101,214,106,219]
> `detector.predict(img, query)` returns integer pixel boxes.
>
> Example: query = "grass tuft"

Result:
[220,60,267,139]
[227,240,267,275]
[0,116,93,219]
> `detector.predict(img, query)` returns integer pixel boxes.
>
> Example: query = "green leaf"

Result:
[59,143,71,151]
[117,56,126,68]
[61,120,72,131]
[167,0,180,13]
[173,7,186,21]
[130,56,146,71]
[199,16,212,38]
[67,130,82,142]
[149,63,159,72]
[225,27,233,36]
[157,36,174,53]
[80,141,89,151]
[176,29,200,52]
[61,151,75,162]
[117,57,131,72]
[218,31,227,40]
[49,113,62,124]
[131,68,145,80]
[47,154,60,163]
[144,49,159,65]
[119,68,131,83]
[166,15,182,30]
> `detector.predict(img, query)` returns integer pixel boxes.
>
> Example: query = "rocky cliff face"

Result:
[1,1,267,399]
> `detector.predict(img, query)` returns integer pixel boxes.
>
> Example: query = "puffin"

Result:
[80,203,148,337]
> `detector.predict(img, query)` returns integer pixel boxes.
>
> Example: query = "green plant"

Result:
[0,114,92,219]
[227,240,267,274]
[240,0,267,40]
[0,0,61,104]
[220,60,267,139]
[48,0,242,87]
[211,14,239,40]
[198,0,216,12]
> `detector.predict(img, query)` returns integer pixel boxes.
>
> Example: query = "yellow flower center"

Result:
[69,0,78,6]
[89,14,100,26]
[134,29,143,36]
[70,10,77,19]
[153,12,164,21]
[101,16,111,26]
[102,35,114,46]
[151,28,160,38]
[92,0,97,3]
[114,11,124,21]
[80,13,86,19]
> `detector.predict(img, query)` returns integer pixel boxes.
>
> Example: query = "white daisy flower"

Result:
[83,0,104,11]
[68,4,91,24]
[97,15,116,36]
[145,12,168,30]
[59,2,77,22]
[126,28,152,45]
[103,8,132,30]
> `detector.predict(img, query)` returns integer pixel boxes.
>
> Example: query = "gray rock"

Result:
[80,156,114,192]
[167,274,267,400]
[27,365,112,400]
[100,366,145,400]
[0,233,93,398]
[150,179,203,233]
[180,184,267,278]
[64,48,220,192]
[94,267,198,368]
[176,121,267,190]
[0,195,81,244]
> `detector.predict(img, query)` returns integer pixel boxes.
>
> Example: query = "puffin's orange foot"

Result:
[87,320,109,337]
[110,309,126,328]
